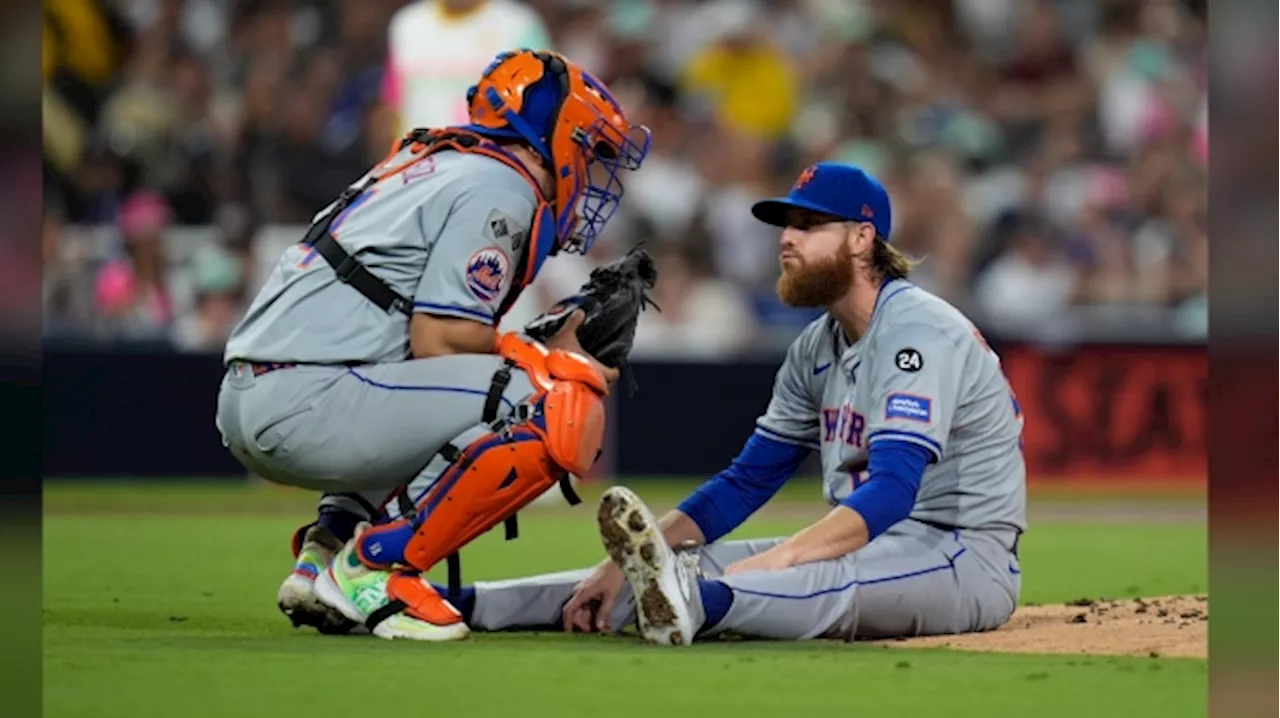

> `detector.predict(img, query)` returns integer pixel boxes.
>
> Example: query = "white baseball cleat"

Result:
[597,486,702,646]
[313,523,471,642]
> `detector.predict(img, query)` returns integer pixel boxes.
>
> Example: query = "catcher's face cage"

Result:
[464,49,651,255]
[565,118,651,255]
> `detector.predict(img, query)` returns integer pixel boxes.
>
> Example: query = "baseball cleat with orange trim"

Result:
[313,523,470,642]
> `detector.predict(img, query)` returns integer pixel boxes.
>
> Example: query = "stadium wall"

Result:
[43,344,1206,490]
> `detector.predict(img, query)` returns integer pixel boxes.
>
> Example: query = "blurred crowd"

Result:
[43,0,1208,357]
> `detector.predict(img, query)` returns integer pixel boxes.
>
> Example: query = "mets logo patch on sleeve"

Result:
[885,393,932,423]
[465,248,510,304]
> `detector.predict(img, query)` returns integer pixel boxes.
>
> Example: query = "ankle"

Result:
[430,583,477,623]
[697,578,733,631]
[317,507,363,544]
[300,523,341,552]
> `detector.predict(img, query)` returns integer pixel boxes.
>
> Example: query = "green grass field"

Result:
[44,480,1207,718]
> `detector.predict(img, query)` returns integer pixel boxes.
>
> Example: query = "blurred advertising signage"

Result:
[1001,344,1206,484]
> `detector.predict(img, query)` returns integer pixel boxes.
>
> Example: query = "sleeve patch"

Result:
[465,248,510,304]
[486,208,528,253]
[885,393,932,423]
[894,348,923,372]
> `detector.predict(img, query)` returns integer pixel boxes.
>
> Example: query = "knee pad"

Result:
[488,331,609,478]
[355,333,608,574]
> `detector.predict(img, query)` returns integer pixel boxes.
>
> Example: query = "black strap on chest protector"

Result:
[302,130,469,318]
[302,181,413,317]
[305,128,550,322]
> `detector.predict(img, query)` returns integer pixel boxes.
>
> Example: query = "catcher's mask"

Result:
[463,49,651,255]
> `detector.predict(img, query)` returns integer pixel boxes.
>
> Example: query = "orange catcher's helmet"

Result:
[464,49,651,254]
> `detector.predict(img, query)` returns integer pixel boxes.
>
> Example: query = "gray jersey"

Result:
[755,279,1026,533]
[224,149,537,365]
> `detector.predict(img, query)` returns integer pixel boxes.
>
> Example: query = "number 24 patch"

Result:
[885,393,932,423]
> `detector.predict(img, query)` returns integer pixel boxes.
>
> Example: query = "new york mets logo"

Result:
[465,248,510,303]
[794,164,818,190]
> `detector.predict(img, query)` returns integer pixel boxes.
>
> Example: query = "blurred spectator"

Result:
[611,74,707,243]
[42,0,1209,353]
[689,126,784,291]
[890,154,979,306]
[267,51,372,222]
[97,47,233,224]
[631,245,756,359]
[973,217,1080,335]
[326,0,396,160]
[43,0,132,195]
[91,191,176,342]
[376,0,552,150]
[679,0,800,140]
[43,198,86,338]
[172,247,247,352]
[552,1,612,75]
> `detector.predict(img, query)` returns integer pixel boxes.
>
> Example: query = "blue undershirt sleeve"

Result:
[839,439,932,540]
[676,431,810,543]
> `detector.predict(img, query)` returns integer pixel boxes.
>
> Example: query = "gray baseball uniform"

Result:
[467,279,1027,641]
[216,148,547,519]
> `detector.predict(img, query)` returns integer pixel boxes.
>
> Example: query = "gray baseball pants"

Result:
[215,357,538,520]
[469,518,1021,641]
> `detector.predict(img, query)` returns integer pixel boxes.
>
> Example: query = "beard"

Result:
[776,241,855,307]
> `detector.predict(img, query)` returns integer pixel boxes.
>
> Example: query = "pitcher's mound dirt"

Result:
[872,595,1207,658]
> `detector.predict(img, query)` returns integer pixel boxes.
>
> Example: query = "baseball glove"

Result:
[524,246,659,391]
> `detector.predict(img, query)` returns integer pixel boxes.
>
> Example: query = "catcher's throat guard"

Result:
[354,333,607,578]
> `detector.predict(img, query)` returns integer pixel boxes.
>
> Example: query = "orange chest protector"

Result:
[300,128,560,322]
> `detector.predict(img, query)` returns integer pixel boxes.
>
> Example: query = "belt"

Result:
[235,360,367,378]
[248,361,298,377]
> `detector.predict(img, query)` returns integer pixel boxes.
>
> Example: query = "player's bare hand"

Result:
[724,548,794,576]
[543,310,622,384]
[562,558,626,633]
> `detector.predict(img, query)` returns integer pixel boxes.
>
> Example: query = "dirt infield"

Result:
[873,595,1208,658]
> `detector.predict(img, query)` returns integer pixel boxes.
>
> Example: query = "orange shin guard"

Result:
[356,333,607,575]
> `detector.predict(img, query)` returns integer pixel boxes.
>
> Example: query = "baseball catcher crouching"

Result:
[214,49,657,641]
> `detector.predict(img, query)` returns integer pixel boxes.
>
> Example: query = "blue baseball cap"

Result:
[751,162,893,240]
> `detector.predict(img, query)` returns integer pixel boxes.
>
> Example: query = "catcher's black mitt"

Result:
[524,246,659,391]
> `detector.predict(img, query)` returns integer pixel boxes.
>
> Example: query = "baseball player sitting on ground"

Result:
[425,162,1027,644]
[216,49,657,642]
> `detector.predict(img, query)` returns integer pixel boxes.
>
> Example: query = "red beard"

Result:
[776,241,855,308]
